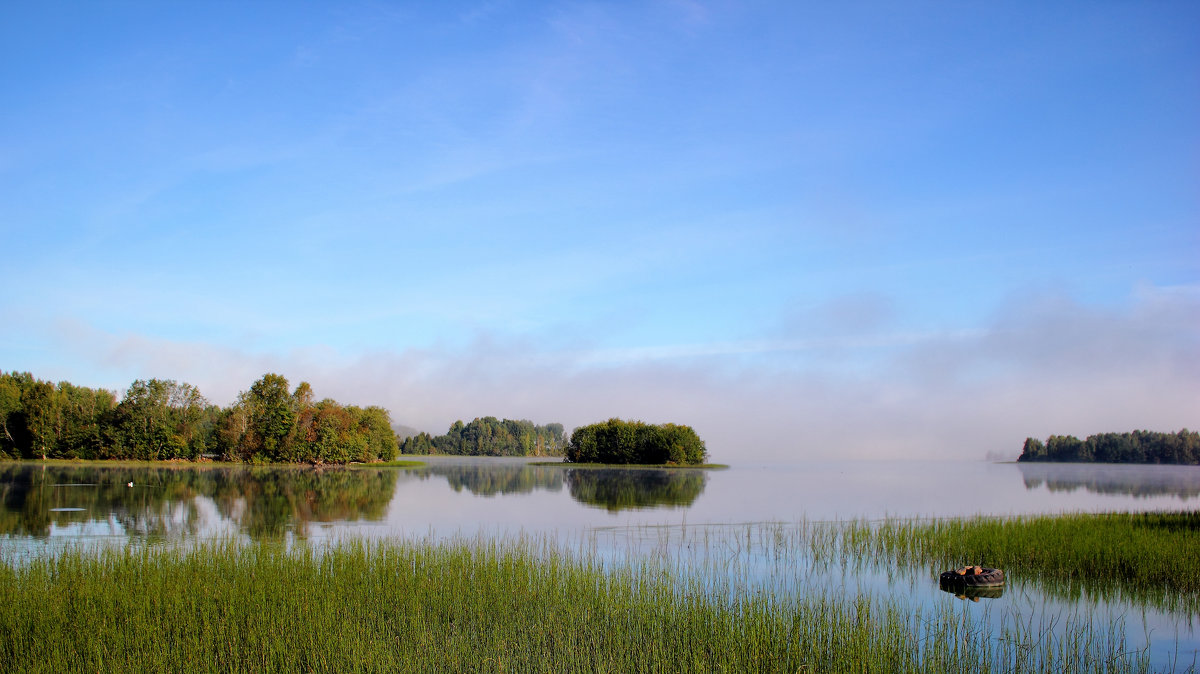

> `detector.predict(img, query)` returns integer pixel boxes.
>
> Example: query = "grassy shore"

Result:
[0,529,1158,673]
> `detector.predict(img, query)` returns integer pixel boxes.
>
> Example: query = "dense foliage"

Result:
[1016,429,1200,464]
[399,417,565,456]
[565,418,707,465]
[0,371,398,464]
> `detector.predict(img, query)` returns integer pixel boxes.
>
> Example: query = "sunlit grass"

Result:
[0,534,1153,673]
[846,511,1200,614]
[626,511,1200,616]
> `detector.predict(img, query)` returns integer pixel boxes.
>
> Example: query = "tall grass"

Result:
[842,511,1200,614]
[2,512,1188,671]
[606,511,1200,620]
[0,536,1151,673]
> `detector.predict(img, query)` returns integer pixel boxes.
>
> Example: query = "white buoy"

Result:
[127,482,133,488]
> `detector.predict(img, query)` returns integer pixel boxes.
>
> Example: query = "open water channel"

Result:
[2,458,1198,669]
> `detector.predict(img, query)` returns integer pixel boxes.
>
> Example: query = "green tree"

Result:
[399,432,434,455]
[54,382,116,459]
[20,379,58,460]
[565,419,708,465]
[247,373,297,462]
[0,372,32,458]
[1016,437,1046,462]
[110,379,208,460]
[357,406,398,461]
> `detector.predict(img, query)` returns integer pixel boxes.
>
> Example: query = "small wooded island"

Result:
[1017,429,1199,464]
[564,418,708,466]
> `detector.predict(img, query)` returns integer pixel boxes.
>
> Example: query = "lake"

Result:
[2,457,1198,669]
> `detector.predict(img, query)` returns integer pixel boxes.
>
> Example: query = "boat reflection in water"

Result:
[939,583,1005,602]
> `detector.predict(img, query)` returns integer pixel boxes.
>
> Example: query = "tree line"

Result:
[399,417,565,457]
[1017,429,1200,465]
[0,371,397,464]
[565,418,707,465]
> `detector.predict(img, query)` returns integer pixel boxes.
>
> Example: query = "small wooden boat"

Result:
[939,566,1004,588]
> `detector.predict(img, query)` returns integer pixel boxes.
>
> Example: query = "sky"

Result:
[2,1,1197,461]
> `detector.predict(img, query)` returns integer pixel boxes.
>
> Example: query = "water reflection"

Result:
[420,463,564,496]
[1018,463,1200,500]
[939,583,1005,601]
[0,464,397,540]
[566,468,707,512]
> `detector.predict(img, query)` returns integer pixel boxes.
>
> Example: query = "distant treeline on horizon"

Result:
[1017,429,1199,465]
[399,418,566,457]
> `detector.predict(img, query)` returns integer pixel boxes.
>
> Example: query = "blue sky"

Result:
[2,1,1197,459]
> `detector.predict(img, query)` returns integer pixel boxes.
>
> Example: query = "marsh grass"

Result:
[0,534,1153,673]
[613,511,1200,617]
[845,511,1200,615]
[619,510,1200,590]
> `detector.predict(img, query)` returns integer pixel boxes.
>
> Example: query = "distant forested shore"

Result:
[1017,430,1200,465]
[1,370,569,465]
[399,418,566,457]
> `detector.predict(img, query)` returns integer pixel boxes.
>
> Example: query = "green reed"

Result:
[610,511,1200,621]
[0,534,1150,673]
[840,511,1200,614]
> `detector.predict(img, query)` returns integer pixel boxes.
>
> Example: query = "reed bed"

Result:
[0,536,1151,673]
[615,512,1200,607]
[842,511,1200,615]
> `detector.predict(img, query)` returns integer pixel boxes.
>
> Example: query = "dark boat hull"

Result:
[939,567,1005,587]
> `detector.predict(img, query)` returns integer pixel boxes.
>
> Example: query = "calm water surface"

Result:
[3,458,1198,668]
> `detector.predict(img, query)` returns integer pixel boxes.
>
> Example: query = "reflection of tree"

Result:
[1017,463,1200,500]
[211,467,399,538]
[566,468,707,512]
[0,464,207,538]
[425,464,564,497]
[0,464,397,540]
